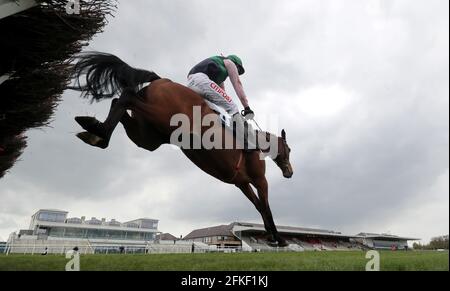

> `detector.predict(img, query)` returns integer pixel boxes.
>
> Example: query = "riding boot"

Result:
[232,114,259,152]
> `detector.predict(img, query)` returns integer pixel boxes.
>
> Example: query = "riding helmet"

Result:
[227,55,245,75]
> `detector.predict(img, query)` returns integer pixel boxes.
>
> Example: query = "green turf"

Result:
[0,251,447,271]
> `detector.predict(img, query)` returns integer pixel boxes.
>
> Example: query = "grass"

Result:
[0,251,448,271]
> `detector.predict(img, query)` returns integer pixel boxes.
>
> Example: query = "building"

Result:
[156,233,179,241]
[184,224,241,248]
[0,241,6,254]
[27,209,159,241]
[183,222,420,252]
[354,233,419,250]
[5,210,420,254]
[7,209,160,254]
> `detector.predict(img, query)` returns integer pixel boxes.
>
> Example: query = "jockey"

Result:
[187,55,258,151]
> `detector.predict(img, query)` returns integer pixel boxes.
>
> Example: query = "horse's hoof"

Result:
[75,116,98,129]
[267,241,278,247]
[75,116,108,139]
[76,132,109,149]
[277,240,289,248]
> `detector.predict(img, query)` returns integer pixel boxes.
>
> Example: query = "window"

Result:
[36,228,48,235]
[38,212,66,222]
[126,231,144,240]
[66,218,82,224]
[48,227,65,237]
[144,233,154,240]
[87,218,102,225]
[140,221,152,229]
[64,228,84,238]
[108,220,121,227]
[139,220,158,229]
[108,230,126,239]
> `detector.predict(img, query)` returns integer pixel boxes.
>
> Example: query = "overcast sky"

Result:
[1,0,448,243]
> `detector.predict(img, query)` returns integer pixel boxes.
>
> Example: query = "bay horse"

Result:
[70,52,293,246]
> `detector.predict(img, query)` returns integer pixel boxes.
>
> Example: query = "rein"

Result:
[250,118,263,131]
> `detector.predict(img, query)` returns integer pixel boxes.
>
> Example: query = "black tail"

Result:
[69,52,161,102]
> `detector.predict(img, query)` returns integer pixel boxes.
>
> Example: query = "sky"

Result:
[0,0,448,244]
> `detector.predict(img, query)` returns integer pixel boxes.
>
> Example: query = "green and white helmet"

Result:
[227,55,245,75]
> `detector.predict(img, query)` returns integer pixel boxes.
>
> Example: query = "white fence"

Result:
[3,239,240,255]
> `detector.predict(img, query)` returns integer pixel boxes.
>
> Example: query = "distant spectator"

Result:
[119,246,125,254]
[191,243,195,253]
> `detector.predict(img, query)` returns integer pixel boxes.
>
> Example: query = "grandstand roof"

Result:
[233,222,353,238]
[184,222,352,240]
[356,233,420,241]
[183,222,420,241]
[236,222,338,234]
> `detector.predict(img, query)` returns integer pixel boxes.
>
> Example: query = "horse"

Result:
[70,52,293,246]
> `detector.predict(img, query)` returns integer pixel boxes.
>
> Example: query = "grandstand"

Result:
[353,233,418,251]
[4,210,419,254]
[5,209,215,255]
[6,209,160,254]
[183,222,419,252]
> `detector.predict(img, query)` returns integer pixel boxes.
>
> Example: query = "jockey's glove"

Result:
[242,106,255,120]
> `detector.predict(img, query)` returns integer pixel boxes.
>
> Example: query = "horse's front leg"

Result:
[253,177,288,247]
[75,89,135,149]
[236,183,270,232]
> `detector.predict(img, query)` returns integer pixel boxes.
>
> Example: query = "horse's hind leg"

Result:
[112,98,164,151]
[75,89,135,148]
[117,104,148,149]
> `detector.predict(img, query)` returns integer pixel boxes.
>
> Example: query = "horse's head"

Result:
[274,129,293,178]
